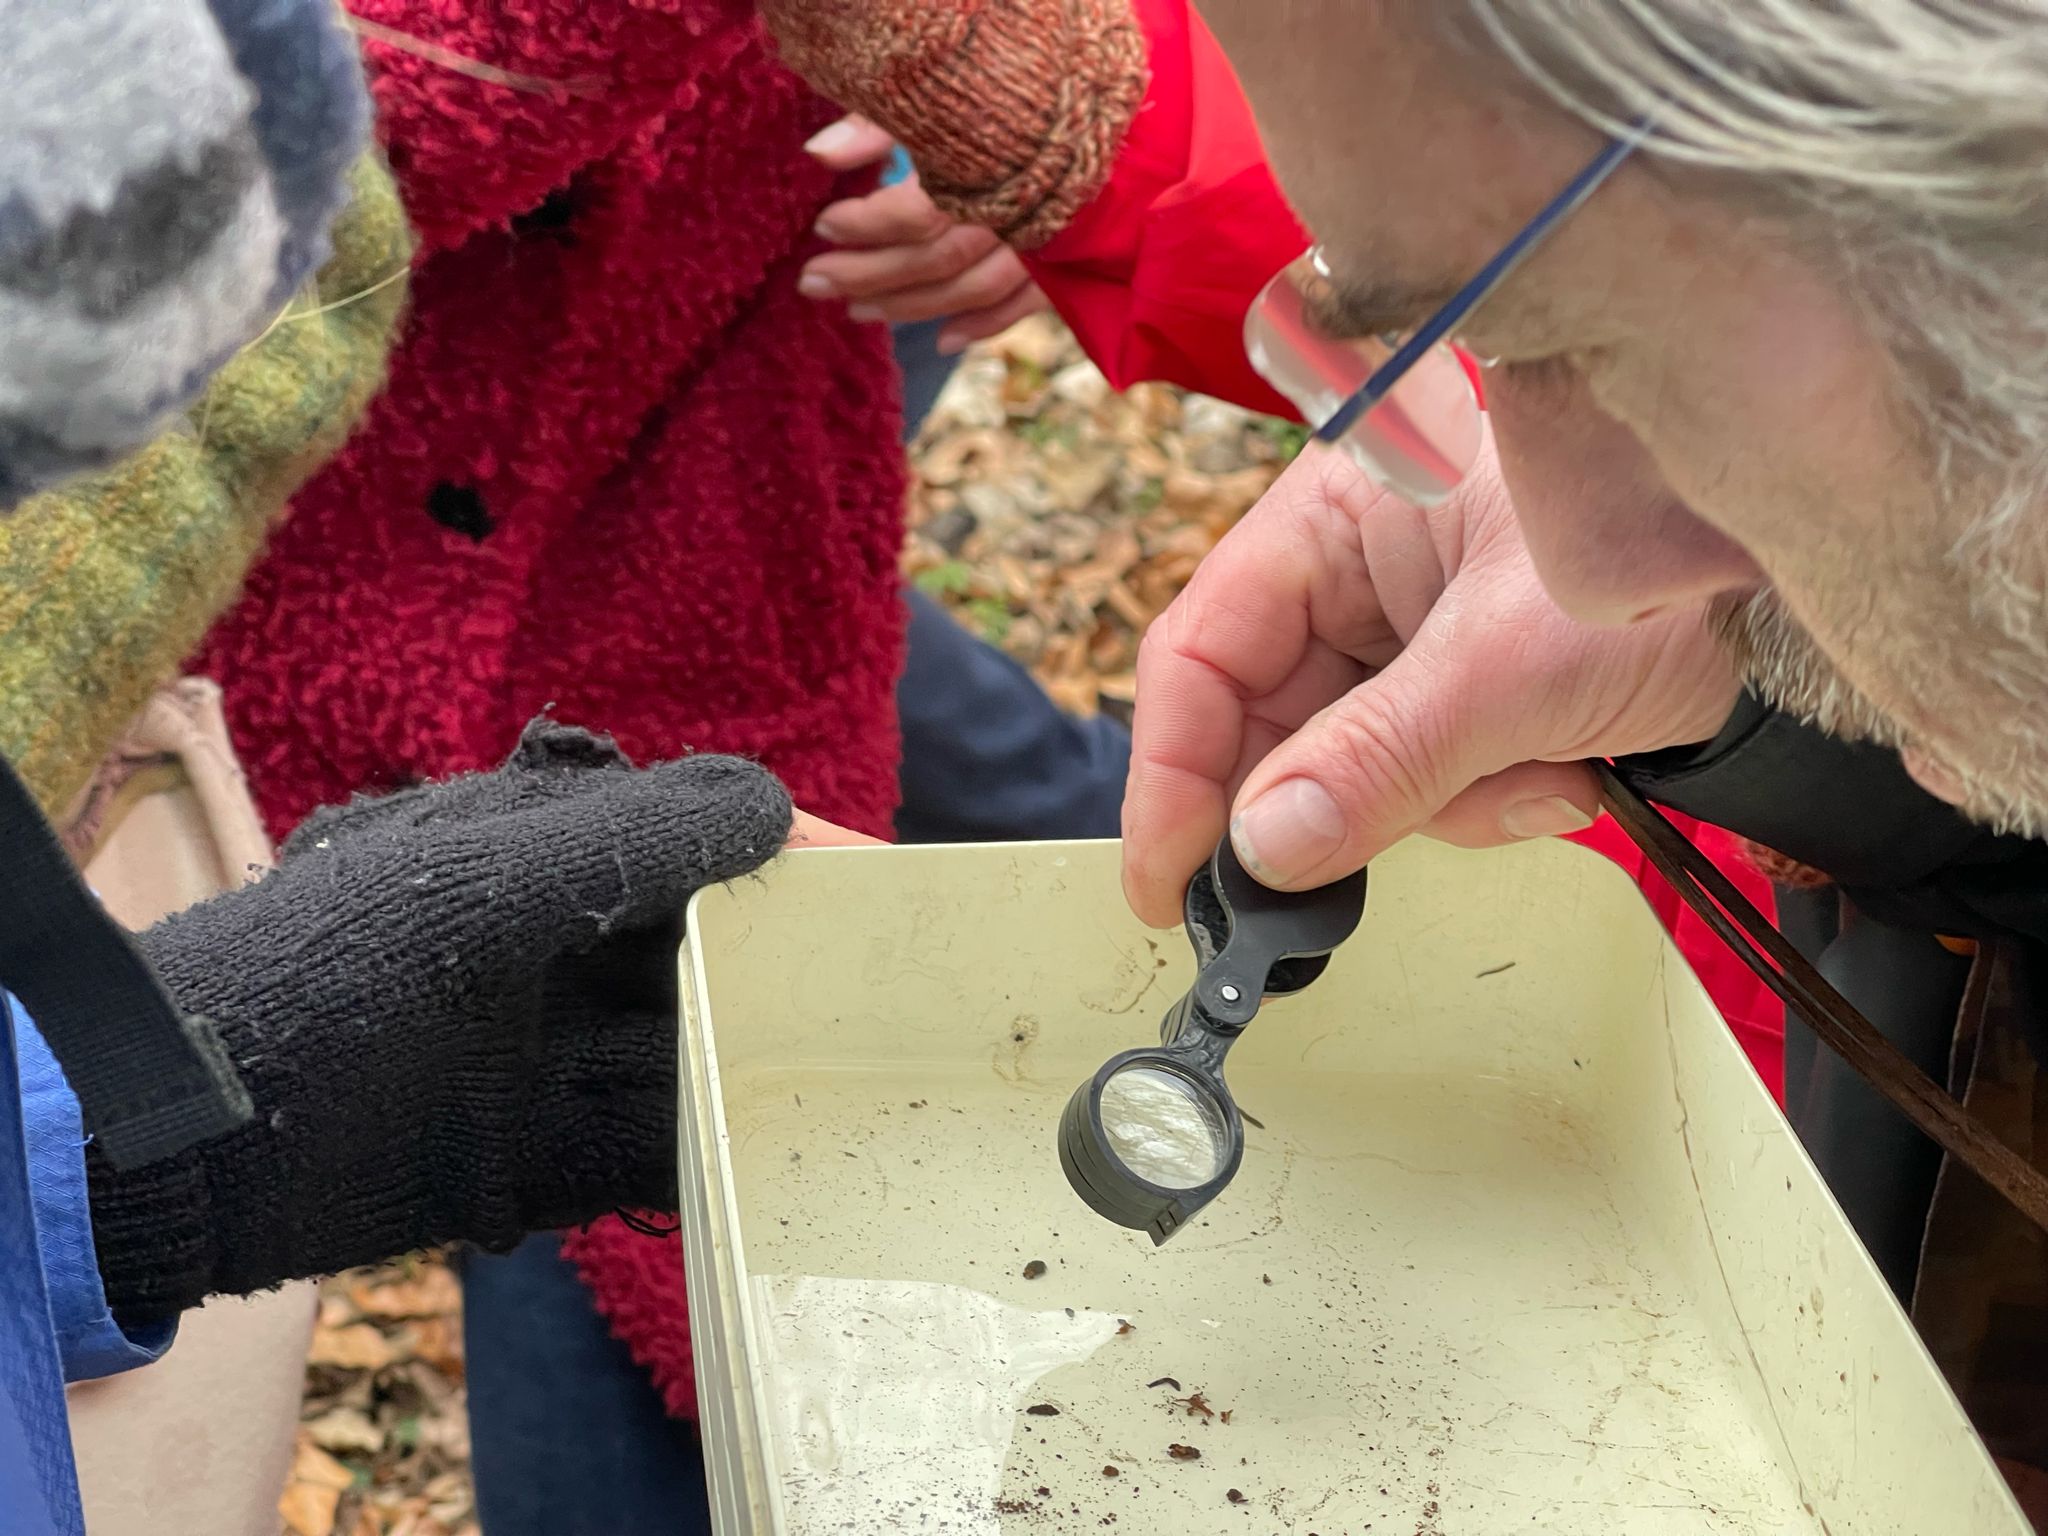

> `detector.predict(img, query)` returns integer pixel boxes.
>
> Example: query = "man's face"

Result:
[1200,0,2048,831]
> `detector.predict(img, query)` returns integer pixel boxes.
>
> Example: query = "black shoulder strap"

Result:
[0,751,249,1168]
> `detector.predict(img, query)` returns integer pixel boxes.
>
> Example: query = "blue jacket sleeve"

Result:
[8,997,176,1381]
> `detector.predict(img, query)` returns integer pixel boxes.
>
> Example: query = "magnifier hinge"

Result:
[1059,836,1369,1243]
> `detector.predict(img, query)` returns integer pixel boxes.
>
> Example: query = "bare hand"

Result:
[787,810,886,850]
[1119,437,1743,926]
[800,115,1049,355]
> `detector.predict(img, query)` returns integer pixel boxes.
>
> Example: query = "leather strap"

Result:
[0,751,249,1168]
[1604,761,2048,1235]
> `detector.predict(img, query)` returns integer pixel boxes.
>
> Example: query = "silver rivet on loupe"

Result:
[1219,983,1242,1003]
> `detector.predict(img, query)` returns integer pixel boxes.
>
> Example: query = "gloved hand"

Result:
[759,0,1147,250]
[87,721,793,1323]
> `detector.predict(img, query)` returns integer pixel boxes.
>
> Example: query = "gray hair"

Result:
[1442,1,2048,519]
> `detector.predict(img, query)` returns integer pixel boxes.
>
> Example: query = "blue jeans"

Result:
[890,315,1130,842]
[460,1236,713,1536]
[461,321,1135,1533]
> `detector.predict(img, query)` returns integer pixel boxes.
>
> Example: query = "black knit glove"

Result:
[87,721,792,1324]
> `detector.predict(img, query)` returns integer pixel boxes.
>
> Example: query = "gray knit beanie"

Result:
[0,0,369,506]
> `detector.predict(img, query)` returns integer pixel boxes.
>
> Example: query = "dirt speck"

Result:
[1168,1445,1202,1462]
[1261,1274,1272,1286]
[1220,1410,1233,1425]
[1026,1404,1060,1418]
[1102,1466,1120,1478]
[1227,1489,1247,1505]
[1036,1487,1052,1499]
[1023,1260,1048,1280]
[1146,1377,1181,1392]
[1172,1392,1215,1421]
[1116,1319,1135,1336]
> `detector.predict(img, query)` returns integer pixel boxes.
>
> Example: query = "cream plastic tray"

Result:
[678,838,2026,1536]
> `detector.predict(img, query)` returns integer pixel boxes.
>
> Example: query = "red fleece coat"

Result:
[192,0,908,1419]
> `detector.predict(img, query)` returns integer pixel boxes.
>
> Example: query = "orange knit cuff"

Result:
[763,0,1148,249]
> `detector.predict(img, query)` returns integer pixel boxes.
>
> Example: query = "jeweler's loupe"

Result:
[1059,838,1367,1244]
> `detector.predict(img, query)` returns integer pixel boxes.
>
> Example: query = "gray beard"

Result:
[1707,588,2048,839]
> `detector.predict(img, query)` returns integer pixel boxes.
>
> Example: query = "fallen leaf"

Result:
[308,1322,397,1371]
[291,1437,356,1491]
[280,1437,355,1536]
[405,1316,465,1379]
[350,1266,461,1320]
[305,1407,384,1457]
[280,1479,343,1536]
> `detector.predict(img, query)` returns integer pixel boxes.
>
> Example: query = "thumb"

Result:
[803,113,898,173]
[1226,628,1588,891]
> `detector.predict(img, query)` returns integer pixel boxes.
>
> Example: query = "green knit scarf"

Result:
[0,155,413,816]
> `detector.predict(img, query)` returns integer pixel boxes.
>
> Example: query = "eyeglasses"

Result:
[1245,133,1643,508]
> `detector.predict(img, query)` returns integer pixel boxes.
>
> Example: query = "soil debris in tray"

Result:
[1220,1410,1234,1425]
[994,1499,1038,1516]
[1227,1489,1248,1505]
[1023,1259,1048,1280]
[1102,1466,1121,1478]
[1026,1404,1061,1417]
[1115,1319,1135,1335]
[1171,1391,1215,1420]
[1146,1376,1181,1392]
[1168,1444,1202,1461]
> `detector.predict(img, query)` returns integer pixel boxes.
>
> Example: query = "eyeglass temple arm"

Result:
[1595,760,2048,1234]
[1318,129,1646,446]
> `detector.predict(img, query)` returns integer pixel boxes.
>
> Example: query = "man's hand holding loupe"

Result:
[1118,438,1745,925]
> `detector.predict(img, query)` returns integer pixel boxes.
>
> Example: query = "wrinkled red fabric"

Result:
[1026,0,1785,1098]
[191,0,908,1420]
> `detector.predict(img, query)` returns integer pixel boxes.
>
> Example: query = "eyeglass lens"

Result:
[1245,252,1483,509]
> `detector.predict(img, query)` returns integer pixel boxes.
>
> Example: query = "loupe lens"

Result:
[1097,1064,1229,1190]
[1059,1049,1243,1245]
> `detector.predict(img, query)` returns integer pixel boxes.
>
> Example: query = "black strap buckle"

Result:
[0,752,249,1168]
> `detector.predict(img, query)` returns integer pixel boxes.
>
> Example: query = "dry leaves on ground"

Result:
[286,1258,473,1536]
[290,315,1292,1533]
[903,312,1300,715]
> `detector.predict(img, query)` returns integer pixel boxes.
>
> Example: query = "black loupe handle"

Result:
[1059,838,1367,1244]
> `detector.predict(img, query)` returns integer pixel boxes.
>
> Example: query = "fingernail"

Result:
[847,303,885,323]
[1500,795,1596,840]
[798,273,837,300]
[1232,779,1345,887]
[804,120,861,159]
[935,330,967,357]
[812,214,841,242]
